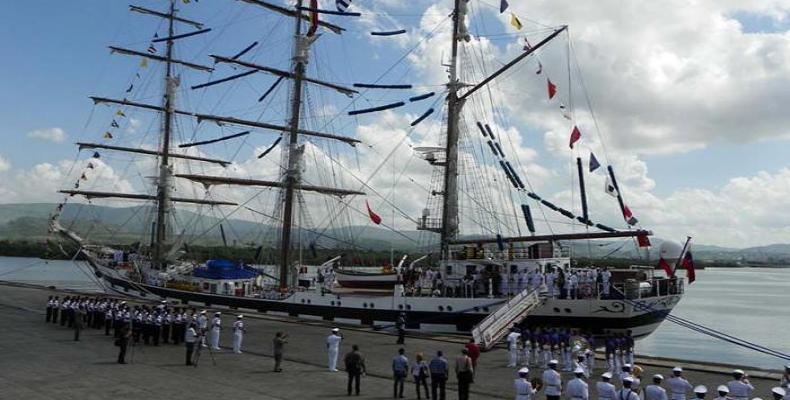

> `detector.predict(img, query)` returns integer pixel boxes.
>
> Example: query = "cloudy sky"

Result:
[1,0,789,248]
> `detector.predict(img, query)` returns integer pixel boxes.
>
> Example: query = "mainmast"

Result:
[278,0,309,290]
[439,0,465,259]
[154,0,178,269]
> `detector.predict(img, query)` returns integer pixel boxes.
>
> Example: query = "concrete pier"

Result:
[0,282,784,400]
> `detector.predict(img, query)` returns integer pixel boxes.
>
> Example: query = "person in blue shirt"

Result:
[429,350,449,400]
[392,348,409,398]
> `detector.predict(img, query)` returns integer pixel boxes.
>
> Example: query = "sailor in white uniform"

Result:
[713,385,729,400]
[232,315,244,354]
[197,310,208,347]
[668,367,693,400]
[545,270,556,298]
[507,328,522,367]
[210,312,222,350]
[543,359,562,400]
[618,364,634,385]
[618,377,641,400]
[772,387,787,400]
[601,269,612,297]
[573,354,589,378]
[597,372,617,400]
[693,386,707,400]
[645,374,669,400]
[727,370,754,400]
[326,327,342,372]
[566,367,589,400]
[515,367,536,400]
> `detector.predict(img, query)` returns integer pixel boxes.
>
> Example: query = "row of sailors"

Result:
[517,362,790,400]
[506,327,634,373]
[46,296,246,354]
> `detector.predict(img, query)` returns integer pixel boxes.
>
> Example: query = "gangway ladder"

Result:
[472,288,542,350]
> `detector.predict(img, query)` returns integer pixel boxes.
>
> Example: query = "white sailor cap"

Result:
[574,367,586,374]
[785,364,790,370]
[200,310,206,314]
[237,315,243,319]
[623,363,632,370]
[653,374,664,380]
[214,311,221,315]
[717,385,729,393]
[623,377,634,383]
[120,301,127,305]
[548,359,559,365]
[694,385,707,394]
[518,367,529,374]
[673,366,683,372]
[601,372,613,379]
[772,388,786,397]
[160,300,167,304]
[332,327,339,332]
[752,398,764,400]
[733,369,745,375]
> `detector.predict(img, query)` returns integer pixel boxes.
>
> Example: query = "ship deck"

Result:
[0,281,782,400]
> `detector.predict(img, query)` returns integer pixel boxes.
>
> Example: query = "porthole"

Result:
[405,305,411,310]
[331,301,335,306]
[564,308,571,313]
[337,302,341,306]
[307,299,311,304]
[483,307,489,312]
[398,304,404,310]
[301,299,305,303]
[447,306,453,312]
[370,303,374,308]
[553,307,561,313]
[363,303,368,308]
[473,307,480,312]
[439,306,445,311]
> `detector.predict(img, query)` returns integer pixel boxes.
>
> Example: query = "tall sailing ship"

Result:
[49,0,687,346]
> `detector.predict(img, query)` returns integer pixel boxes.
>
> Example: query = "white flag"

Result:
[605,175,619,197]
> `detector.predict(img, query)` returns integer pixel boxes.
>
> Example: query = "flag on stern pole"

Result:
[366,200,382,225]
[510,13,523,30]
[500,0,509,13]
[604,175,618,197]
[622,205,638,226]
[569,126,581,149]
[682,249,696,283]
[589,152,600,172]
[547,78,557,99]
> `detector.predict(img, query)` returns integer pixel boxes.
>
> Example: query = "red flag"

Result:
[547,78,556,99]
[306,0,319,37]
[622,205,638,226]
[657,258,673,276]
[569,125,581,148]
[366,200,382,225]
[682,250,696,283]
[636,234,651,248]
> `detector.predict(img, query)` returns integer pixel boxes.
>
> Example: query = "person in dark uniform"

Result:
[74,305,86,341]
[46,296,53,323]
[396,312,407,344]
[117,323,131,364]
[60,297,69,326]
[429,350,449,400]
[344,344,366,396]
[161,309,171,345]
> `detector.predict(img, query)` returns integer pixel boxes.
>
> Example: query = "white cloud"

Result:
[0,155,10,172]
[27,127,67,143]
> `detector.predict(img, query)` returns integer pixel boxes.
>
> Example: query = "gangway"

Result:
[472,288,542,350]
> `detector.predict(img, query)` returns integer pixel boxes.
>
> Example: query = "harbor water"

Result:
[0,256,787,369]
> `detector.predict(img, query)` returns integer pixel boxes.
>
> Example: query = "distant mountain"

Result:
[0,203,788,263]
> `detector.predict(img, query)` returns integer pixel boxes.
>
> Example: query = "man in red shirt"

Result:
[465,339,481,371]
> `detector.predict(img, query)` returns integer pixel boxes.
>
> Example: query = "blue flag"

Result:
[589,152,600,172]
[336,0,351,12]
[500,0,509,13]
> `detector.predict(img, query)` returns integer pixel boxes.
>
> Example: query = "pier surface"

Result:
[0,282,783,400]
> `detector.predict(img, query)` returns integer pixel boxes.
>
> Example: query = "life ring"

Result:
[579,284,593,298]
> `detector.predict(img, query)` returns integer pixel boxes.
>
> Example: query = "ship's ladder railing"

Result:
[472,287,542,351]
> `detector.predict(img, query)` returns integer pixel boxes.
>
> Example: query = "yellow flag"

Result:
[510,13,523,30]
[116,110,126,117]
[103,132,113,139]
[140,57,148,68]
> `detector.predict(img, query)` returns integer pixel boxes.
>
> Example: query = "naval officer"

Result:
[515,367,536,400]
[507,327,522,367]
[597,372,617,400]
[566,366,589,400]
[619,377,642,400]
[773,387,787,400]
[232,315,245,354]
[668,367,693,400]
[713,386,729,400]
[210,312,222,350]
[543,359,562,400]
[727,369,755,400]
[327,327,343,372]
[645,375,668,400]
[693,386,707,400]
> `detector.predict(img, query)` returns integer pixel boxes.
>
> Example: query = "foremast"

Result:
[153,0,178,269]
[439,0,465,260]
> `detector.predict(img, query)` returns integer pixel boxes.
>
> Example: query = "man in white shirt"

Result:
[645,374,669,400]
[326,327,343,372]
[543,359,562,400]
[197,310,208,347]
[693,386,707,400]
[618,377,641,400]
[566,367,589,400]
[668,367,693,400]
[507,327,522,367]
[210,312,222,350]
[713,385,729,400]
[184,323,198,366]
[515,367,536,400]
[597,372,617,400]
[601,269,612,297]
[726,370,754,400]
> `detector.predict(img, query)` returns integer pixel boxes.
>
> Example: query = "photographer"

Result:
[273,332,288,372]
[185,323,198,366]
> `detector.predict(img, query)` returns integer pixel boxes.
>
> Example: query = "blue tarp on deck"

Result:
[192,259,259,280]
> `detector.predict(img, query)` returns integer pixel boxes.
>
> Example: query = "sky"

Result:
[0,0,789,248]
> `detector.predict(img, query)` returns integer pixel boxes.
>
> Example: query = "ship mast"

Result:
[278,0,308,290]
[439,0,464,259]
[153,0,178,269]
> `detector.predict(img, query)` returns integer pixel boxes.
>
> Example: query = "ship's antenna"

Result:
[153,0,178,270]
[439,0,464,260]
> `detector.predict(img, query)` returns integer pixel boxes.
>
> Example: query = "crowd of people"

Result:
[44,295,788,400]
